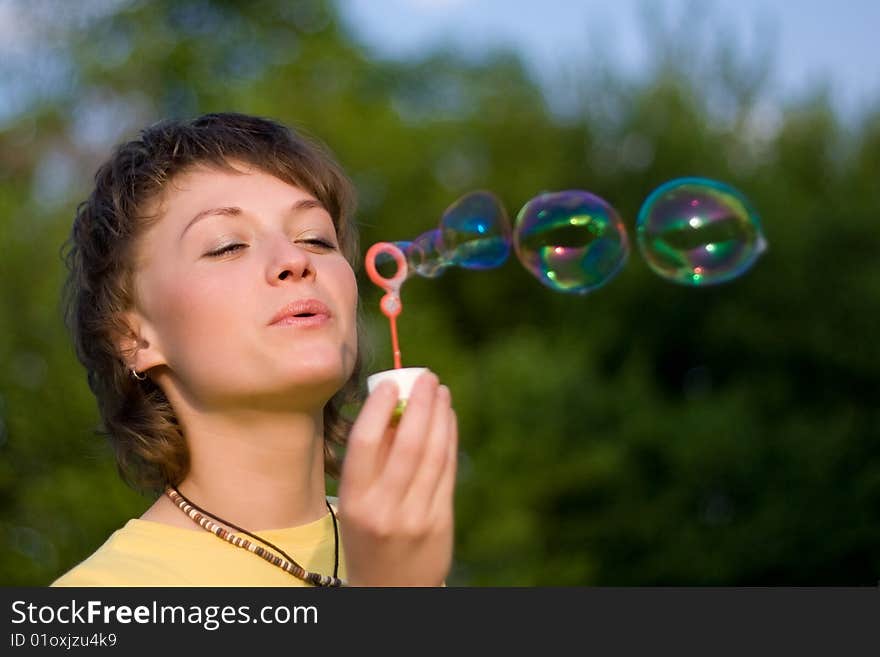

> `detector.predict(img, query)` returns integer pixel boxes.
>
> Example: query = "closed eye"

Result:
[299,238,337,250]
[207,243,247,257]
[206,238,337,258]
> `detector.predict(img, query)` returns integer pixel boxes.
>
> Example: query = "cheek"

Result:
[333,260,359,339]
[344,264,359,317]
[339,264,360,376]
[345,265,358,310]
[151,266,242,349]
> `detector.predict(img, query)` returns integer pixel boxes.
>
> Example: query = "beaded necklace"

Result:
[166,485,346,587]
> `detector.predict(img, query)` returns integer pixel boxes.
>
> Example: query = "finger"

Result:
[379,370,439,500]
[429,407,458,523]
[403,385,452,511]
[339,380,400,495]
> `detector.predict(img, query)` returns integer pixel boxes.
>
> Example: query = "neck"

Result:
[170,406,330,532]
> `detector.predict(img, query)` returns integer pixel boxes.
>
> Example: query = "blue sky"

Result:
[341,0,880,121]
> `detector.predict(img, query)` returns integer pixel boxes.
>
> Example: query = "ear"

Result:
[117,309,167,375]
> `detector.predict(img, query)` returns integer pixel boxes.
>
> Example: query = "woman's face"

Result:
[126,162,359,412]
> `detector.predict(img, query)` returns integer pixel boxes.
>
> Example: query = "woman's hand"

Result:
[337,370,458,586]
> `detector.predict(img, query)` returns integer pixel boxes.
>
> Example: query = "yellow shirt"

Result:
[51,501,346,587]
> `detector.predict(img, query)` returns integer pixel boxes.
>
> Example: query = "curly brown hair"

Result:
[60,112,365,496]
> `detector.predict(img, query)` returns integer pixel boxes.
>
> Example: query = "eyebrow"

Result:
[179,199,327,240]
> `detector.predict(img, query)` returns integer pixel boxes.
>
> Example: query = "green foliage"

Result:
[1,0,877,585]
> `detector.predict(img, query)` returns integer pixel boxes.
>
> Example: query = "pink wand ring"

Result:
[365,242,408,292]
[365,242,408,368]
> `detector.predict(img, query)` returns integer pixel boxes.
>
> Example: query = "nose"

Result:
[268,237,316,285]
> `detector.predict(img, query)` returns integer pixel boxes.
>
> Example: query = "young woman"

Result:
[51,113,457,586]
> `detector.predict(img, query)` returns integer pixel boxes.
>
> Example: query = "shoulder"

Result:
[51,530,139,586]
[50,520,196,587]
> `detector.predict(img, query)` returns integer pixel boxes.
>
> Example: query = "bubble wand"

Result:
[364,242,427,419]
[365,242,407,369]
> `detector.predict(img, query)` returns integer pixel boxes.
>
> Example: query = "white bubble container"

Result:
[367,367,429,399]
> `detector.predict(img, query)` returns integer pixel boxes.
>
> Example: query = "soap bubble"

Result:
[439,190,511,269]
[411,229,450,278]
[373,238,447,280]
[514,190,630,294]
[636,177,767,286]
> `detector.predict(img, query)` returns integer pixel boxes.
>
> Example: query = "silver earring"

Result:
[131,368,147,381]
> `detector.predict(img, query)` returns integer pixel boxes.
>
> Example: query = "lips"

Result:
[269,298,332,326]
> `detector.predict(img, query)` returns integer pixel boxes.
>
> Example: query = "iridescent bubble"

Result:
[636,177,767,286]
[514,190,629,294]
[439,190,511,269]
[411,229,450,278]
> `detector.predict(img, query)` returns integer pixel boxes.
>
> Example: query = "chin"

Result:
[280,358,349,391]
[261,340,356,397]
